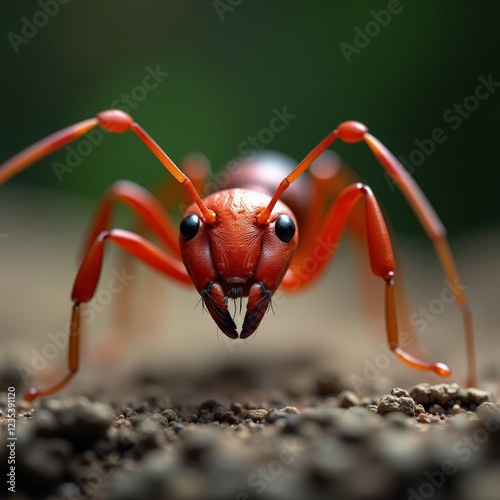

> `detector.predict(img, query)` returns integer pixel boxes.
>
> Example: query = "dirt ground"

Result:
[1,359,500,500]
[1,186,500,500]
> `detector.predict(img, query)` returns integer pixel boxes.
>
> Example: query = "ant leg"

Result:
[78,179,194,365]
[88,155,210,365]
[281,183,452,378]
[304,151,430,362]
[82,180,182,258]
[261,121,475,386]
[23,229,190,402]
[350,123,475,386]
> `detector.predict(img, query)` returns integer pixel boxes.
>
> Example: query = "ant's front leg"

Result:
[23,228,190,402]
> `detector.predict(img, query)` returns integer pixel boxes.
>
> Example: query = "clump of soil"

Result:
[1,359,499,500]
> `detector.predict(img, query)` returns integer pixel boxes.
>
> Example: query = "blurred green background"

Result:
[1,0,499,235]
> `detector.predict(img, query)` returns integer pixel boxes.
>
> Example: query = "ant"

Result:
[0,110,476,401]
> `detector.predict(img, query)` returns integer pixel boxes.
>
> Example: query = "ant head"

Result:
[179,188,298,339]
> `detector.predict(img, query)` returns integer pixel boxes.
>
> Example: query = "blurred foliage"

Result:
[0,0,499,235]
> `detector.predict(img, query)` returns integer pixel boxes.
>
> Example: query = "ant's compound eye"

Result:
[180,214,201,241]
[274,214,295,243]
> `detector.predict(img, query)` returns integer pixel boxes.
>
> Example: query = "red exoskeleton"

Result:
[0,110,476,401]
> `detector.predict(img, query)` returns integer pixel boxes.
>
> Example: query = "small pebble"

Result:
[230,402,243,414]
[417,413,430,424]
[429,414,441,424]
[429,404,445,415]
[460,387,490,406]
[338,390,361,408]
[280,405,300,414]
[162,408,179,422]
[414,404,425,415]
[223,411,238,424]
[122,407,137,418]
[172,422,184,433]
[213,407,224,421]
[114,416,131,428]
[150,413,166,426]
[243,409,268,421]
[378,388,416,416]
[410,383,489,409]
[476,401,500,420]
[265,409,287,423]
[411,383,461,405]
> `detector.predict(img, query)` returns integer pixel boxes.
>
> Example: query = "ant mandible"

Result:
[0,110,476,401]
